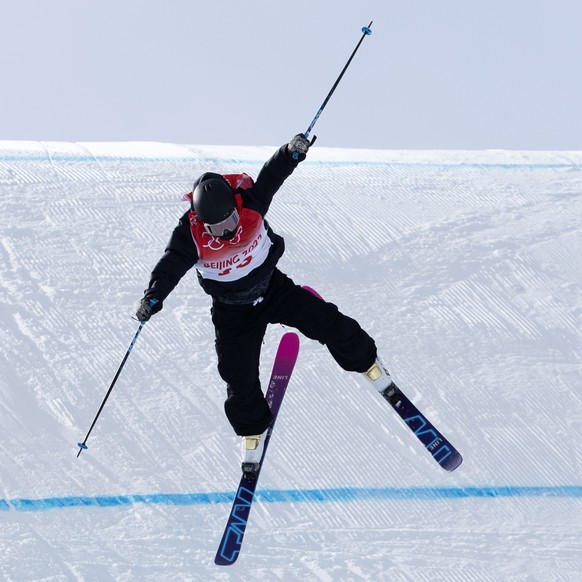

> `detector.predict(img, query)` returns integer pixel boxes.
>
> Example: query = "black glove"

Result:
[287,134,310,160]
[135,294,162,322]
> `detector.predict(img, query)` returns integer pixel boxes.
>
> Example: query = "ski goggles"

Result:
[204,208,240,238]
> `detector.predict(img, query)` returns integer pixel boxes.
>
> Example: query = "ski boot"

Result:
[363,358,393,391]
[363,358,403,407]
[241,429,268,479]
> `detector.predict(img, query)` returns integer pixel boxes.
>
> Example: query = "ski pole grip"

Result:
[291,134,317,161]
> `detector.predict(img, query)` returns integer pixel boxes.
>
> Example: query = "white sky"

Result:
[1,0,581,150]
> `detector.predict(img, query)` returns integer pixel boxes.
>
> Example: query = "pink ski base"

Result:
[265,332,299,418]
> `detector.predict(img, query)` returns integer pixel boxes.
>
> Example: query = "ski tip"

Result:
[280,331,300,350]
[302,285,323,300]
[215,538,242,566]
[442,452,463,472]
[214,555,238,567]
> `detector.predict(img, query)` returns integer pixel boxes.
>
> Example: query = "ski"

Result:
[302,285,463,472]
[380,383,463,471]
[214,332,300,566]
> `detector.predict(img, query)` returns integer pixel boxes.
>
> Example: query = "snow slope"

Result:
[1,141,581,581]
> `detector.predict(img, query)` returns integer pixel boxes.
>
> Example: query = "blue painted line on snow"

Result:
[3,486,582,512]
[0,153,581,170]
[8,492,232,512]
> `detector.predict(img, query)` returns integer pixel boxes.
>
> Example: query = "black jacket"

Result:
[145,144,301,304]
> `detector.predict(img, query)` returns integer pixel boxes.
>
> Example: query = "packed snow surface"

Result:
[1,141,581,581]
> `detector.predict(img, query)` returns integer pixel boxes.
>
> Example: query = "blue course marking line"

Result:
[4,486,582,512]
[1,153,582,170]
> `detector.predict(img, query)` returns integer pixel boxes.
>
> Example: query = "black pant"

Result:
[211,269,377,435]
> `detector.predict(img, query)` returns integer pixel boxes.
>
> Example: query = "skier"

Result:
[135,134,393,473]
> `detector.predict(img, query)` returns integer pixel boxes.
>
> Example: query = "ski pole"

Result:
[294,21,373,159]
[76,312,152,457]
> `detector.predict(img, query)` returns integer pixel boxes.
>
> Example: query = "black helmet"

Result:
[192,173,239,238]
